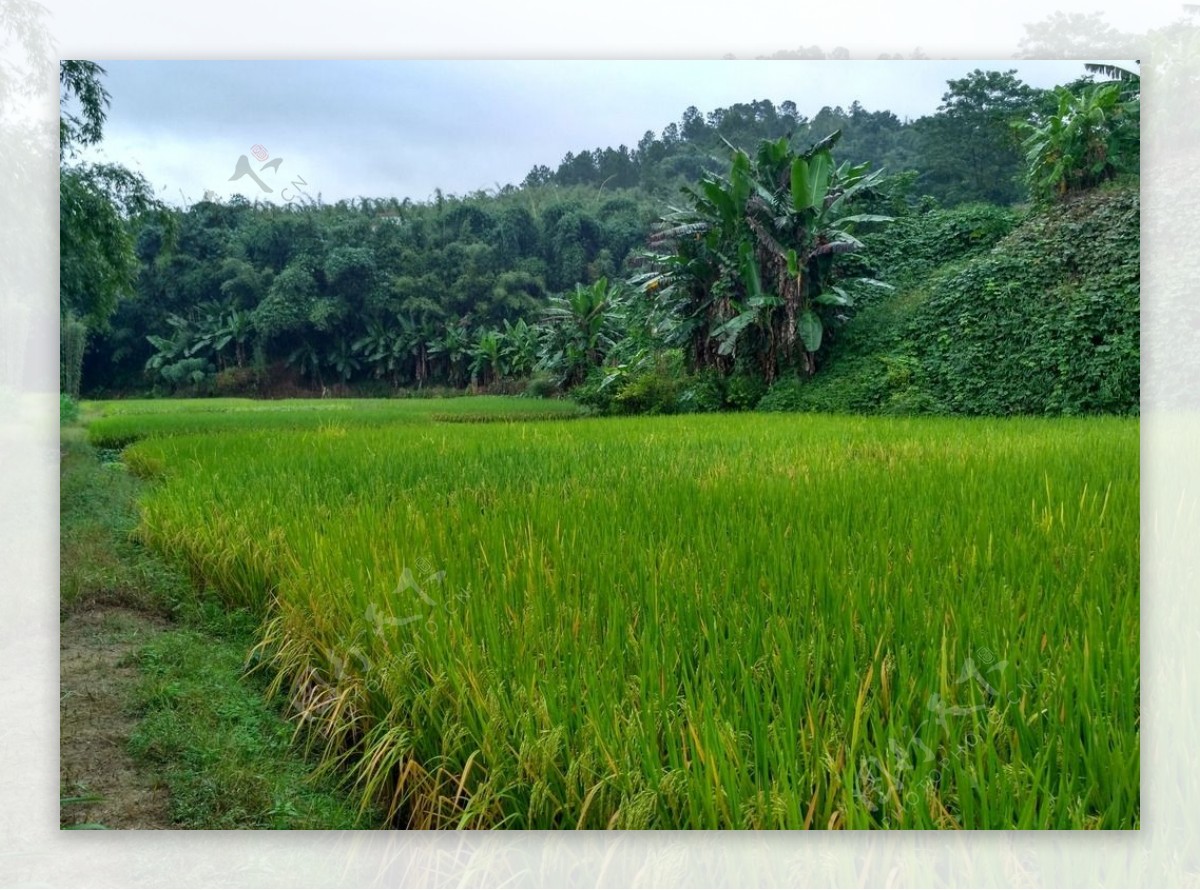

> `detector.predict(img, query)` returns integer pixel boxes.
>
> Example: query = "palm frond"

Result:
[648,221,709,246]
[803,129,843,159]
[1084,63,1139,83]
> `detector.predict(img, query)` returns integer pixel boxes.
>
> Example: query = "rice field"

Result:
[97,398,1139,829]
[83,396,584,448]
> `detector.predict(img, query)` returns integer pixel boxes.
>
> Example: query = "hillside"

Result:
[760,187,1140,415]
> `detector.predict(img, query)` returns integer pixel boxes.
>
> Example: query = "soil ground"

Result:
[59,605,173,829]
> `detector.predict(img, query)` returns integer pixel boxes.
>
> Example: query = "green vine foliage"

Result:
[912,187,1138,415]
[855,203,1020,290]
[760,187,1139,416]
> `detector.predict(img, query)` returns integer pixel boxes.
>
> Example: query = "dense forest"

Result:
[62,64,1140,415]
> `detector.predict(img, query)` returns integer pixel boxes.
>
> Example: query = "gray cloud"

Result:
[84,59,1107,205]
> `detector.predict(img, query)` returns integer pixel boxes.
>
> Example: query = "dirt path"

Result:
[59,605,173,829]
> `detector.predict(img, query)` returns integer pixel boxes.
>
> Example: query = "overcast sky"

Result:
[79,60,1112,206]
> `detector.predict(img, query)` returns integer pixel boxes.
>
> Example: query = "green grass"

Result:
[60,429,187,612]
[60,427,377,829]
[127,627,374,829]
[109,404,1139,830]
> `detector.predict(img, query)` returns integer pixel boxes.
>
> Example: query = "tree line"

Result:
[523,69,1084,208]
[61,62,1139,409]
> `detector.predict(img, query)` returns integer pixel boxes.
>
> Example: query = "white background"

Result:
[1,0,1194,885]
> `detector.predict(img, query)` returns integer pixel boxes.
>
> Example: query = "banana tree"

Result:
[350,323,393,383]
[469,327,505,386]
[500,317,540,378]
[223,308,254,368]
[327,337,361,384]
[1015,81,1138,202]
[407,315,440,388]
[540,278,620,386]
[645,131,891,380]
[352,319,401,384]
[145,313,192,379]
[429,320,470,387]
[287,340,325,389]
[1083,63,1140,101]
[750,135,892,375]
[183,303,255,370]
[184,307,232,369]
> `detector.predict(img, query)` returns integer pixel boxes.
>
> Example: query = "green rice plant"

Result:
[85,396,583,449]
[114,408,1138,829]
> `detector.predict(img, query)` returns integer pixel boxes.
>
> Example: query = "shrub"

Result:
[569,368,616,414]
[524,371,560,400]
[402,385,466,400]
[756,378,807,413]
[60,393,80,425]
[612,372,681,416]
[880,386,945,416]
[583,351,683,416]
[569,351,687,415]
[677,370,726,413]
[213,367,259,397]
[774,188,1138,417]
[725,373,767,411]
[476,378,527,397]
[157,358,215,396]
[346,379,394,399]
